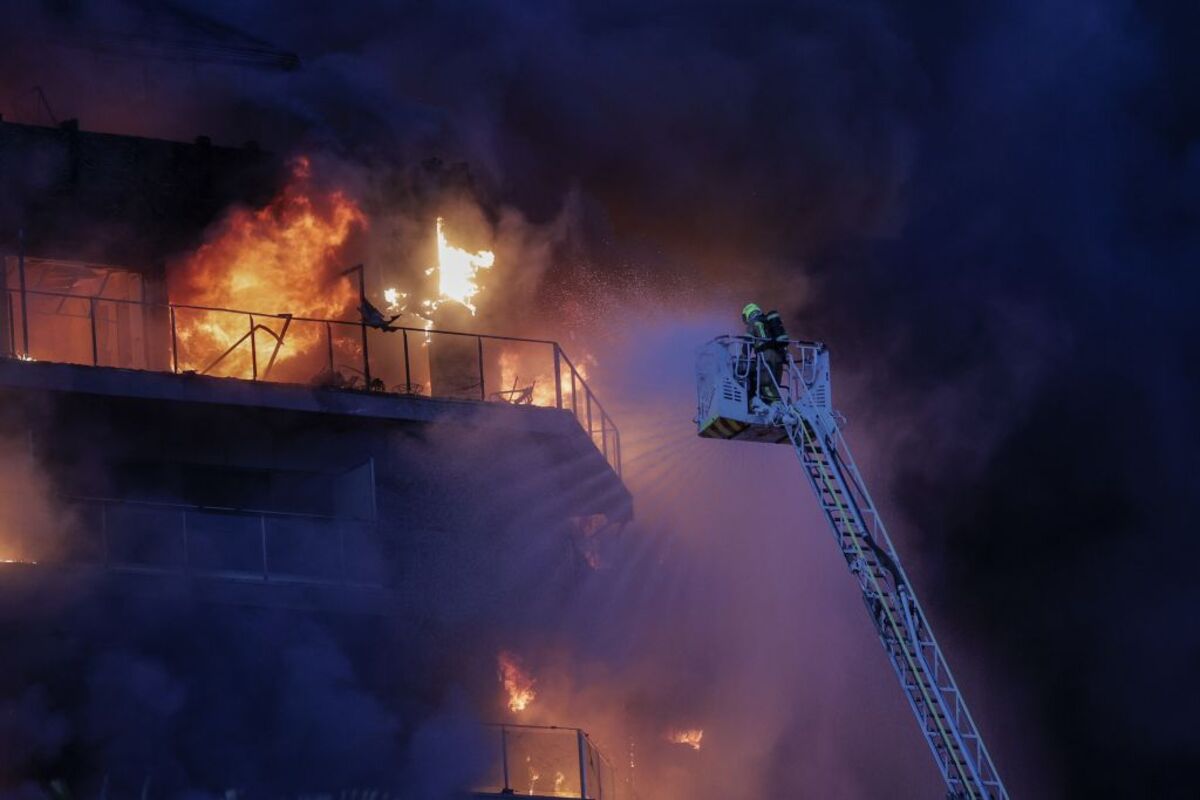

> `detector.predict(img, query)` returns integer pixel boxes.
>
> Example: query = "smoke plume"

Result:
[1,0,1198,797]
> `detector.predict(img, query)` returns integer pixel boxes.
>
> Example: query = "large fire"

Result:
[497,650,537,713]
[169,157,365,378]
[665,728,704,751]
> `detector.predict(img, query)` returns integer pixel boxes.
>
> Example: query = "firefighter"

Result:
[741,303,789,404]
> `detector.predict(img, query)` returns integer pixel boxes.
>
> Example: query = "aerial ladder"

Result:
[695,334,1009,800]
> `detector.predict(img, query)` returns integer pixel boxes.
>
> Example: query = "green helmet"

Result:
[741,302,761,322]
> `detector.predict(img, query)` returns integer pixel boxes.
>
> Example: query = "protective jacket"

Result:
[745,309,789,352]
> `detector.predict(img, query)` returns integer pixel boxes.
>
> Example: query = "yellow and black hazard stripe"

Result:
[698,415,750,440]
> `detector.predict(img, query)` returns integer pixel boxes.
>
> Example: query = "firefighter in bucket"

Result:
[741,303,789,406]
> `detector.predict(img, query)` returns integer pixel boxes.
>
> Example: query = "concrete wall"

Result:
[0,119,283,270]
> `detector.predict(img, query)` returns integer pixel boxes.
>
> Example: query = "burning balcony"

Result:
[0,253,621,477]
[475,724,625,800]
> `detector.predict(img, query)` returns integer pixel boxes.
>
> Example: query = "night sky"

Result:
[3,1,1200,797]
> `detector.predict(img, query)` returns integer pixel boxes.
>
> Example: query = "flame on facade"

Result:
[497,650,537,713]
[432,216,493,314]
[666,728,703,751]
[169,157,365,378]
[381,217,492,334]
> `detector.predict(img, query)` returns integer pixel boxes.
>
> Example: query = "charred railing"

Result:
[476,724,624,800]
[0,284,621,476]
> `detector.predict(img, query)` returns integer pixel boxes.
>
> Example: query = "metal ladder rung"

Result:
[778,411,1007,799]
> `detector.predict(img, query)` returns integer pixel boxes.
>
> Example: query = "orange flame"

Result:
[497,348,592,409]
[497,650,537,713]
[382,218,492,333]
[666,728,704,751]
[170,157,366,378]
[432,217,493,314]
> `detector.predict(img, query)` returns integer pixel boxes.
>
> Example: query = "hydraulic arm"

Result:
[696,336,1008,799]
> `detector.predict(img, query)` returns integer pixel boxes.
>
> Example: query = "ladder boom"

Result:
[696,336,1008,800]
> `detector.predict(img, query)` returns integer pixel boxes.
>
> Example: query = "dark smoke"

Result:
[2,0,1199,797]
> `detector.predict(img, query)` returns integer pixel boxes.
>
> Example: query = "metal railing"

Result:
[63,496,388,588]
[0,282,621,476]
[476,724,623,800]
[38,726,622,800]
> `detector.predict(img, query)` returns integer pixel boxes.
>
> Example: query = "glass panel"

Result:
[585,740,619,799]
[1,259,149,368]
[472,727,628,799]
[186,510,263,575]
[585,739,601,799]
[24,291,94,366]
[504,728,582,798]
[264,516,342,581]
[342,521,388,586]
[475,726,508,794]
[58,501,106,564]
[93,298,154,371]
[105,504,185,568]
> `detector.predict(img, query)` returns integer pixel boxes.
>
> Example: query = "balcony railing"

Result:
[0,282,621,476]
[476,724,624,800]
[59,496,388,588]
